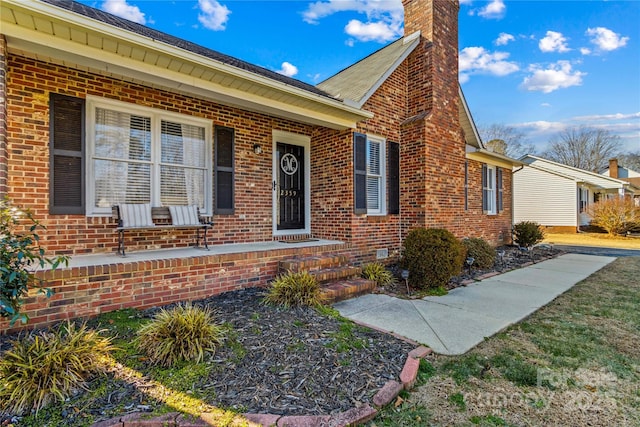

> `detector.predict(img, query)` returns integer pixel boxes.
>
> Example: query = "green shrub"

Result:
[462,238,496,269]
[401,228,465,290]
[361,262,395,287]
[1,199,69,325]
[587,198,640,235]
[137,303,224,367]
[513,221,544,247]
[263,271,325,308]
[0,322,113,415]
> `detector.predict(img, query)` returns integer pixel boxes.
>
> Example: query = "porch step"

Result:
[277,254,377,304]
[321,278,377,303]
[279,254,349,274]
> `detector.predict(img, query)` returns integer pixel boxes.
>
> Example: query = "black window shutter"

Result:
[354,133,367,214]
[388,141,400,215]
[49,93,85,215]
[481,164,488,212]
[215,126,235,214]
[497,167,504,212]
[464,161,469,211]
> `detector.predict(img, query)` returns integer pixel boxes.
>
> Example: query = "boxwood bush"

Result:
[401,228,465,290]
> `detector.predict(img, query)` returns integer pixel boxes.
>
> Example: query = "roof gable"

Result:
[317,32,421,106]
[521,155,631,190]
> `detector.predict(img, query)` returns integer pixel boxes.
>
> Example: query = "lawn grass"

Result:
[543,232,640,250]
[369,256,640,426]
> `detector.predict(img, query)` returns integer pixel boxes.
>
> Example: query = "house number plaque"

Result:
[280,153,299,175]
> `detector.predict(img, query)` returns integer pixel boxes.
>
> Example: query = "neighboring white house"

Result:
[602,158,640,206]
[513,155,637,230]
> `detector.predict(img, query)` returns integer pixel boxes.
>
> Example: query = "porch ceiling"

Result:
[1,0,372,130]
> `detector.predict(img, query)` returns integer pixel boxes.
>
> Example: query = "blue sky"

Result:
[80,0,639,153]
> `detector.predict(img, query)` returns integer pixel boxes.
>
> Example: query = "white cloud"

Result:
[101,0,146,24]
[495,32,515,46]
[197,0,231,31]
[541,103,552,108]
[477,0,506,19]
[539,31,570,53]
[586,27,629,52]
[572,112,640,122]
[276,62,299,77]
[344,19,401,43]
[580,47,592,55]
[521,61,585,93]
[459,46,519,82]
[302,0,403,43]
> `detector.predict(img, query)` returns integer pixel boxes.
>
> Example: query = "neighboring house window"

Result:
[87,98,212,215]
[482,164,497,215]
[578,188,589,213]
[354,133,386,215]
[388,141,400,215]
[49,94,85,215]
[215,126,235,214]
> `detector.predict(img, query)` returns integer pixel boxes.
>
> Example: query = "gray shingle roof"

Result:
[317,32,420,106]
[41,0,334,99]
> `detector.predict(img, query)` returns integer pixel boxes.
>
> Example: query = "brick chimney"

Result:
[400,0,466,235]
[609,158,619,178]
[403,0,460,120]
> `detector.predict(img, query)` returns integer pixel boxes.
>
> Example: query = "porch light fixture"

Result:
[253,144,263,154]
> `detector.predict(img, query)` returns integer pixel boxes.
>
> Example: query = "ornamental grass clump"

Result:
[401,228,466,290]
[361,262,395,287]
[136,303,224,367]
[263,271,325,308]
[0,322,114,415]
[462,237,496,269]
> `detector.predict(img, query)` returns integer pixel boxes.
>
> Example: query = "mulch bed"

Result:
[0,244,564,426]
[384,244,565,297]
[0,288,415,426]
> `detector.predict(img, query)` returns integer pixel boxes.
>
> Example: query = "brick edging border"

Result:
[91,345,432,427]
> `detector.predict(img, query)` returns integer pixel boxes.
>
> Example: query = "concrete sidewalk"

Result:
[333,254,616,355]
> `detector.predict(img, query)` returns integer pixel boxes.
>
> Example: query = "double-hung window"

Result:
[87,98,212,216]
[482,164,497,215]
[354,133,386,215]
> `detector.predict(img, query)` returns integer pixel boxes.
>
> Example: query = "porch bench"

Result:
[112,204,212,256]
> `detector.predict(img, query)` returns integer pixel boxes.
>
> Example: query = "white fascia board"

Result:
[2,0,372,126]
[466,148,523,169]
[459,86,483,149]
[524,155,629,187]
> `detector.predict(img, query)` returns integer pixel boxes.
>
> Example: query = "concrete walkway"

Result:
[333,254,616,355]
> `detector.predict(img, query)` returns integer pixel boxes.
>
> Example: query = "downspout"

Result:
[510,165,524,243]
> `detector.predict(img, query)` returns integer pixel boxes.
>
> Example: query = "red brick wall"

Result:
[0,243,350,334]
[0,36,7,196]
[5,54,317,255]
[463,159,513,246]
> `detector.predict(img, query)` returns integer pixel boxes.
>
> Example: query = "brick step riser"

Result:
[320,278,377,304]
[308,266,362,284]
[279,255,349,273]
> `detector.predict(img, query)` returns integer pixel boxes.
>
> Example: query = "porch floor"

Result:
[65,239,345,269]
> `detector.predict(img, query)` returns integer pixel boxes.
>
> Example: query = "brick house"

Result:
[0,0,520,331]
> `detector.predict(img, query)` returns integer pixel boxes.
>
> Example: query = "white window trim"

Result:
[484,164,497,215]
[86,96,213,216]
[366,134,387,216]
